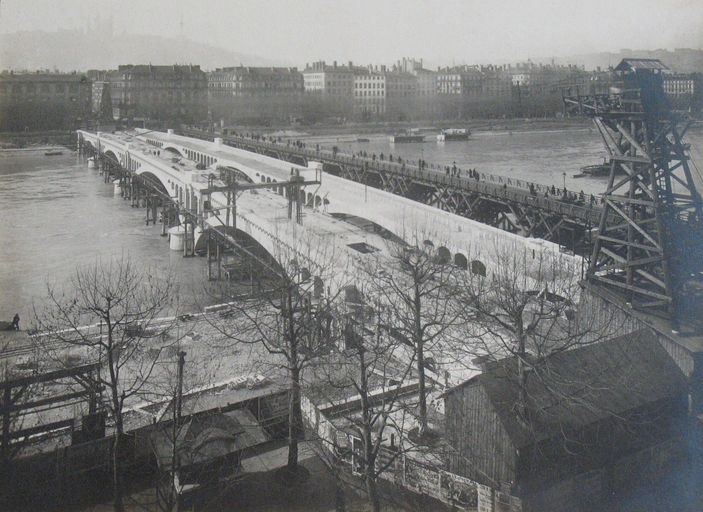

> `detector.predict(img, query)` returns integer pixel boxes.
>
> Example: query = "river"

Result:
[0,149,209,324]
[1,127,702,322]
[295,126,703,196]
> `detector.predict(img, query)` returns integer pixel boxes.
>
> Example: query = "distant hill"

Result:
[0,29,289,72]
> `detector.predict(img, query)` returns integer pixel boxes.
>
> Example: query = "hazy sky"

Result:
[2,0,702,66]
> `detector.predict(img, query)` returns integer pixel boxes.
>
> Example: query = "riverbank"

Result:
[0,145,70,154]
[0,130,75,149]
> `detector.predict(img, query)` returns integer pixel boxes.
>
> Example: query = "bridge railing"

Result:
[225,134,579,196]
[184,129,603,224]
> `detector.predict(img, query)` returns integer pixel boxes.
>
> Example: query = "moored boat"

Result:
[44,150,64,156]
[574,162,624,178]
[389,130,424,143]
[436,128,470,142]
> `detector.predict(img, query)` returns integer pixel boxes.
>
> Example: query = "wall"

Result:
[445,382,516,487]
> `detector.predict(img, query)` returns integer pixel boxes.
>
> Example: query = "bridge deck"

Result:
[182,130,604,225]
[88,132,403,287]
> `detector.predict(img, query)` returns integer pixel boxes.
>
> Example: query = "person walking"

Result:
[11,313,20,330]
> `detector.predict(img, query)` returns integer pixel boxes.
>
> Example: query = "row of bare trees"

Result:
[24,229,619,511]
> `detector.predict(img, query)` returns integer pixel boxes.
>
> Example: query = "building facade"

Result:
[108,64,207,124]
[208,66,303,124]
[663,72,702,112]
[0,71,91,131]
[302,61,367,120]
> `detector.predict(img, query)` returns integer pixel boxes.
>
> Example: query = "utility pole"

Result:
[176,351,186,427]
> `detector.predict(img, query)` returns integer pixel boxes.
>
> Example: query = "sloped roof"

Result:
[150,408,267,471]
[448,330,686,448]
[614,59,669,72]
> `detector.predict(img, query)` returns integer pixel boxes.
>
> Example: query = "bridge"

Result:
[180,127,606,251]
[76,129,577,301]
[75,88,703,418]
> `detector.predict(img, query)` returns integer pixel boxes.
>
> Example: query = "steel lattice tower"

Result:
[564,59,703,327]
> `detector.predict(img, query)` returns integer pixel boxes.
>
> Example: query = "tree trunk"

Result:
[365,475,381,512]
[414,284,428,435]
[416,337,428,435]
[359,345,381,512]
[516,323,528,419]
[287,364,302,471]
[335,475,346,512]
[112,416,124,512]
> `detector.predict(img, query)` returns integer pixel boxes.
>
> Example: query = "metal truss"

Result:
[565,62,703,322]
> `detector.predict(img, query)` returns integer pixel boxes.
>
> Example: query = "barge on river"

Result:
[436,128,470,142]
[389,130,425,143]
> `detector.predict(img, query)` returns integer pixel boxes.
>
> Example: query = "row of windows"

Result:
[0,83,81,93]
[208,82,301,89]
[111,81,206,89]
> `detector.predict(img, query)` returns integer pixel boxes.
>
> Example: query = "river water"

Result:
[0,150,209,323]
[298,127,703,196]
[1,128,702,322]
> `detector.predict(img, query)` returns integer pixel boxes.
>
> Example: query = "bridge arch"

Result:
[163,146,184,158]
[103,149,120,163]
[328,213,406,245]
[137,169,171,196]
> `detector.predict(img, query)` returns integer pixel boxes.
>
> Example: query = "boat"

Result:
[356,137,370,143]
[389,130,424,143]
[436,128,470,142]
[577,161,620,178]
[580,163,610,177]
[44,150,63,156]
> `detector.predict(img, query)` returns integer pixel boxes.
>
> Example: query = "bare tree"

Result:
[361,241,460,439]
[304,296,418,512]
[206,233,348,478]
[451,243,623,414]
[33,257,178,512]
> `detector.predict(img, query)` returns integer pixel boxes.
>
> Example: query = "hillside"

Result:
[0,29,287,72]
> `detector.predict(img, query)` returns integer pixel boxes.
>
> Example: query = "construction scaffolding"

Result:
[564,58,703,327]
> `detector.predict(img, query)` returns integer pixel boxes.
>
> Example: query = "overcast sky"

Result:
[2,0,702,66]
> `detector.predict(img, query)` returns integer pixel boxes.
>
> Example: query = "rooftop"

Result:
[614,58,669,72]
[445,329,687,448]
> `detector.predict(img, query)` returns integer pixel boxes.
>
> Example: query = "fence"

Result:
[300,394,511,511]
